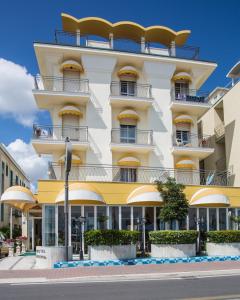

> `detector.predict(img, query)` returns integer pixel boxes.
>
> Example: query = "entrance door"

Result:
[34,219,42,250]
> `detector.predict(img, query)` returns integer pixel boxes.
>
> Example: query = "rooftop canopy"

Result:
[61,14,190,47]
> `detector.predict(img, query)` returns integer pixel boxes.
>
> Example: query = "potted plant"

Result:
[206,231,240,256]
[85,230,139,261]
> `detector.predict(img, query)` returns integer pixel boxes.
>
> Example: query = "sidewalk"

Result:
[1,261,240,284]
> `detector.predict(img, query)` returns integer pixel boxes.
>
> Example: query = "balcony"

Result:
[170,88,210,117]
[54,30,201,61]
[111,128,154,153]
[215,123,225,143]
[33,75,90,109]
[172,133,214,159]
[48,163,231,186]
[32,125,89,154]
[110,81,153,109]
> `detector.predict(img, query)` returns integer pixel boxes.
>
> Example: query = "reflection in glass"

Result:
[97,206,107,230]
[156,207,165,230]
[133,207,142,230]
[109,206,119,230]
[121,207,131,230]
[188,208,197,230]
[58,206,65,246]
[199,208,207,231]
[209,208,217,231]
[219,208,227,230]
[44,205,55,246]
[84,206,94,231]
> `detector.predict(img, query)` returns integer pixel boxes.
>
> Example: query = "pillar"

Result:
[170,41,176,57]
[141,37,146,53]
[109,33,114,49]
[76,29,81,46]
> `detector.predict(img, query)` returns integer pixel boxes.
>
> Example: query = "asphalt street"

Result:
[1,275,240,300]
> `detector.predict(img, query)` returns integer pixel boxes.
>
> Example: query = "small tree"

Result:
[155,177,189,229]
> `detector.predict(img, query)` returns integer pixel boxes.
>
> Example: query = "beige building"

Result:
[199,62,240,186]
[0,144,30,228]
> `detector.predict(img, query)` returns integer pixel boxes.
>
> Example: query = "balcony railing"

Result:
[53,30,201,60]
[48,163,231,186]
[111,128,153,145]
[171,88,209,104]
[172,133,212,148]
[33,125,88,142]
[110,81,152,99]
[34,75,89,94]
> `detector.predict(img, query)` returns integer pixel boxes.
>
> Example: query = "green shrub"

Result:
[84,230,139,246]
[149,230,198,245]
[207,231,240,243]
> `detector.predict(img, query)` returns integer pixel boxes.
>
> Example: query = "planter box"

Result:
[36,246,72,269]
[88,245,136,261]
[151,244,196,258]
[207,242,240,256]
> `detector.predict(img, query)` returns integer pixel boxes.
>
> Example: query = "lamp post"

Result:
[137,217,147,257]
[78,216,86,260]
[195,216,205,254]
[64,137,72,261]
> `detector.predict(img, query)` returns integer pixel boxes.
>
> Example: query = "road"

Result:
[1,275,240,300]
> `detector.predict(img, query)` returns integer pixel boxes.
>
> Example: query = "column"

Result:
[153,207,156,231]
[94,206,97,230]
[141,36,145,53]
[76,29,81,46]
[130,206,133,231]
[21,210,28,248]
[119,206,122,230]
[109,33,114,49]
[170,41,176,57]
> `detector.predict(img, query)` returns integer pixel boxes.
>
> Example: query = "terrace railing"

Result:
[111,128,153,145]
[110,81,152,99]
[171,88,209,104]
[172,133,212,148]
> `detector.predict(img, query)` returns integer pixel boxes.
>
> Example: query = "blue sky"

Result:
[0,0,239,146]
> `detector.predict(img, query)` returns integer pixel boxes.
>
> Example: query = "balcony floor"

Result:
[172,146,214,159]
[110,95,153,109]
[111,142,155,154]
[170,101,210,118]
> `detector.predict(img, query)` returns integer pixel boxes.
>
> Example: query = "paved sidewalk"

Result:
[0,256,36,270]
[1,260,240,284]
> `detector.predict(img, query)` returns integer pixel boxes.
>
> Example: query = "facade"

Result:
[0,144,30,228]
[2,14,240,254]
[200,62,240,186]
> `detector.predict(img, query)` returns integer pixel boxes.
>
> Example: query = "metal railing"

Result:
[34,75,89,94]
[48,163,231,186]
[111,128,153,145]
[54,30,201,61]
[33,125,88,142]
[110,81,152,99]
[171,88,209,104]
[172,133,212,148]
[215,123,225,140]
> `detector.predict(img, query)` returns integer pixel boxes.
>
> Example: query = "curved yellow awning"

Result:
[174,114,194,124]
[190,188,230,207]
[58,105,83,117]
[117,66,139,78]
[118,109,139,121]
[176,158,196,169]
[127,185,163,205]
[172,71,192,82]
[58,154,81,165]
[60,60,83,72]
[118,156,141,167]
[56,183,105,204]
[61,14,190,47]
[0,186,36,210]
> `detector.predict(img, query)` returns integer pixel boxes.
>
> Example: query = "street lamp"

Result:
[137,217,147,257]
[64,137,72,261]
[194,216,205,254]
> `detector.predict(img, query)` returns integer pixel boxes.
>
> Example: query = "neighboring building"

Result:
[2,14,240,253]
[0,144,30,228]
[199,62,240,186]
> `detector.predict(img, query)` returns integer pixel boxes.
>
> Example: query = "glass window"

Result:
[71,206,82,254]
[156,207,165,230]
[44,205,55,246]
[109,206,119,230]
[0,204,4,222]
[199,208,207,231]
[188,208,197,230]
[120,80,136,96]
[176,130,190,145]
[175,82,189,99]
[5,165,8,177]
[9,170,13,186]
[145,207,154,231]
[179,217,187,230]
[133,207,142,231]
[120,168,137,182]
[219,208,227,230]
[84,206,94,231]
[120,125,136,144]
[15,175,19,185]
[121,207,131,230]
[209,208,217,231]
[97,206,107,230]
[58,206,65,246]
[228,208,236,230]
[2,162,5,174]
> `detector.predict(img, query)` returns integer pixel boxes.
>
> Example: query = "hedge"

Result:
[149,230,198,245]
[84,230,139,246]
[207,231,240,243]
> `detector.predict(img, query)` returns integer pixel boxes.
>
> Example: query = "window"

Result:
[0,204,4,222]
[219,208,227,230]
[58,206,65,246]
[188,208,197,230]
[120,125,136,144]
[120,168,137,182]
[10,170,13,186]
[133,207,142,230]
[176,130,190,145]
[175,82,189,100]
[121,207,131,230]
[5,165,8,177]
[156,207,165,230]
[109,206,119,230]
[120,80,136,96]
[209,208,217,231]
[84,206,94,231]
[199,208,207,231]
[97,206,107,230]
[2,162,5,174]
[44,206,55,246]
[15,175,19,185]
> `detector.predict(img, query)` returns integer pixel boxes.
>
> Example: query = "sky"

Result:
[0,0,239,185]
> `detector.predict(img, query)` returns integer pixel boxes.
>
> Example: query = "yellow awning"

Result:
[174,114,194,124]
[190,188,230,207]
[118,109,139,121]
[58,105,83,117]
[172,71,192,82]
[58,154,81,165]
[127,185,163,205]
[117,66,139,78]
[60,60,83,72]
[118,156,141,167]
[56,183,105,204]
[0,186,37,210]
[176,158,196,169]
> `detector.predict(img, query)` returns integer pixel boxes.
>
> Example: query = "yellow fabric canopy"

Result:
[174,114,194,124]
[118,156,141,167]
[118,109,139,121]
[117,66,139,78]
[127,185,163,205]
[58,105,83,117]
[58,154,81,165]
[172,71,192,82]
[60,60,83,72]
[176,158,195,169]
[190,188,230,207]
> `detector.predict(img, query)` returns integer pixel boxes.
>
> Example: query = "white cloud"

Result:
[0,58,37,127]
[6,139,48,190]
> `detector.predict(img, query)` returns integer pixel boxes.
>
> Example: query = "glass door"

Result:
[120,125,136,143]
